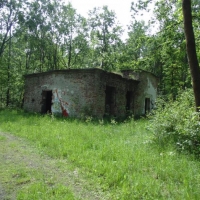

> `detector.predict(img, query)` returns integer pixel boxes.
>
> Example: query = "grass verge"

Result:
[0,109,200,199]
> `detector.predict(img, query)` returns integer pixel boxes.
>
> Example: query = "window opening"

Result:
[105,86,116,115]
[145,98,150,114]
[126,91,133,111]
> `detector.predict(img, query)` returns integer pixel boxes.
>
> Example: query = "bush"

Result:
[148,89,200,156]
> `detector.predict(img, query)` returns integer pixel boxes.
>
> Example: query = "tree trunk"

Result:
[68,25,73,69]
[6,19,12,107]
[182,0,200,111]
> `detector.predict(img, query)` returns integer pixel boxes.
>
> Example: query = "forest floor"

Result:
[0,132,110,200]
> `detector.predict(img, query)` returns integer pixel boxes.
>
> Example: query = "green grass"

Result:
[1,109,200,199]
[0,163,75,200]
[17,183,75,200]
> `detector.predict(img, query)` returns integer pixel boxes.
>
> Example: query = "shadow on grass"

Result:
[0,108,145,126]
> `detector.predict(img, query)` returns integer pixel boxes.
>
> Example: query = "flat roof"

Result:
[24,68,140,83]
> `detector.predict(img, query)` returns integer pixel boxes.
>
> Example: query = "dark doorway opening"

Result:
[105,86,116,115]
[41,90,52,114]
[145,98,150,114]
[126,91,133,111]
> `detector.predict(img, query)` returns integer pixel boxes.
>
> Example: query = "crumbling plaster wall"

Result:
[104,73,128,117]
[24,74,53,113]
[133,71,158,116]
[24,70,100,117]
[24,69,141,118]
[121,70,158,116]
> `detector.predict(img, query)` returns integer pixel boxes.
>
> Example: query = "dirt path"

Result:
[0,183,5,200]
[0,132,110,200]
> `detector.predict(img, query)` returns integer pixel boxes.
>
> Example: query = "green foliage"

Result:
[119,20,149,70]
[128,0,194,97]
[148,89,200,156]
[88,6,123,70]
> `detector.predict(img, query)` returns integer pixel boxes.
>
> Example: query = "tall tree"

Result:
[182,0,200,111]
[58,3,90,69]
[88,6,123,70]
[23,0,59,72]
[128,0,193,97]
[0,0,27,107]
[0,0,26,58]
[119,20,149,70]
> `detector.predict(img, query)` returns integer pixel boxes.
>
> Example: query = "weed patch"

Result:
[148,89,200,157]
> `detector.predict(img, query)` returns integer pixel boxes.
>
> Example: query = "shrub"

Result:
[148,89,200,156]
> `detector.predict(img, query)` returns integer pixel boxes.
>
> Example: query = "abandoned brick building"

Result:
[23,68,158,118]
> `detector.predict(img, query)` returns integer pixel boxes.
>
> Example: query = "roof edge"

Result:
[24,68,140,83]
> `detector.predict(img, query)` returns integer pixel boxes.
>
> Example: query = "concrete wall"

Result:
[24,69,139,118]
[134,72,158,115]
[122,70,158,116]
[24,69,98,117]
[103,72,138,117]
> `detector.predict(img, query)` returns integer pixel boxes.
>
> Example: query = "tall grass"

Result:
[1,109,200,199]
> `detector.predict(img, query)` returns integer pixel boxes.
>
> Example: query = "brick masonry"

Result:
[24,68,158,118]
